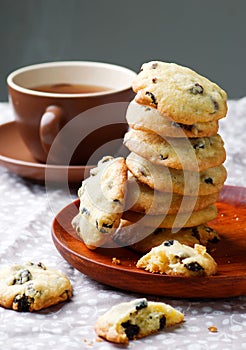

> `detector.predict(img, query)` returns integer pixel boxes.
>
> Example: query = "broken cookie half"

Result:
[94,298,184,344]
[136,240,217,276]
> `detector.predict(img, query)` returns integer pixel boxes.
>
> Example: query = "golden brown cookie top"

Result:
[133,61,227,124]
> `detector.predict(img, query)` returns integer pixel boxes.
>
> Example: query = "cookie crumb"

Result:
[112,257,121,265]
[208,326,218,333]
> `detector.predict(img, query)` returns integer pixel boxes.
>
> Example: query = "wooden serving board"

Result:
[52,185,246,298]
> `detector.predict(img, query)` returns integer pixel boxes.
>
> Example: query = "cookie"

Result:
[0,262,72,312]
[132,61,227,124]
[126,100,219,138]
[122,205,218,229]
[94,298,184,344]
[113,220,219,250]
[136,240,217,276]
[72,156,128,249]
[126,152,227,195]
[124,129,226,171]
[129,225,219,254]
[125,175,219,215]
[72,212,114,249]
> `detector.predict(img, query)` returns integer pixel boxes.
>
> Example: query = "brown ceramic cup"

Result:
[7,61,136,165]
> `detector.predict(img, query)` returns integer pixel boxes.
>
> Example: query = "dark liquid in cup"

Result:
[31,83,112,94]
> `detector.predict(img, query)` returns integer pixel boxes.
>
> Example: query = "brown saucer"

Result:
[0,121,92,183]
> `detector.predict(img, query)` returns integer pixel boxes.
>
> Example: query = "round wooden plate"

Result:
[52,185,246,298]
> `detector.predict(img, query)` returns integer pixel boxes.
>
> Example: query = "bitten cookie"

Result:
[125,175,219,215]
[132,61,227,124]
[72,156,128,249]
[94,298,184,344]
[0,262,72,312]
[126,100,219,138]
[124,128,226,171]
[136,240,218,276]
[126,152,227,196]
[123,205,218,229]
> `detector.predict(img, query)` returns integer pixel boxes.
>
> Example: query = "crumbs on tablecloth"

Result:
[208,326,218,333]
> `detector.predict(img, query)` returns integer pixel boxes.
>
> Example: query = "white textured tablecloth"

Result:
[0,100,245,350]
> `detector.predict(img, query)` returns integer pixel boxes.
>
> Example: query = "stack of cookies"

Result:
[116,61,227,253]
[72,61,228,276]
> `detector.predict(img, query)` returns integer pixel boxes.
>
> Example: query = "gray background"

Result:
[1,0,246,101]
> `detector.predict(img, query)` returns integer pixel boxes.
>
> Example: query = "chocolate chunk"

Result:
[144,107,151,112]
[37,262,46,270]
[193,141,205,149]
[101,157,111,163]
[159,315,166,330]
[145,91,158,106]
[163,240,174,246]
[204,177,213,184]
[151,63,158,69]
[174,255,183,263]
[96,220,113,233]
[171,121,181,128]
[14,269,31,285]
[184,261,204,272]
[212,99,219,111]
[159,154,168,160]
[140,167,150,177]
[13,294,32,312]
[190,83,204,95]
[210,236,220,243]
[171,121,194,132]
[191,227,200,241]
[135,299,148,311]
[113,199,120,203]
[152,78,157,83]
[102,222,113,229]
[81,207,90,216]
[121,321,140,340]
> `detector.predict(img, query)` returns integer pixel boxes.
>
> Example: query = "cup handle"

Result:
[39,105,63,156]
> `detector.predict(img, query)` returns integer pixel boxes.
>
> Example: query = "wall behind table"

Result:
[1,0,246,101]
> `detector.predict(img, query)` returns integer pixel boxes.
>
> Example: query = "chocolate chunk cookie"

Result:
[136,240,218,276]
[125,174,219,215]
[126,152,227,195]
[122,205,218,229]
[72,156,128,249]
[129,225,219,254]
[0,262,72,312]
[94,298,184,344]
[124,129,226,171]
[113,219,219,251]
[126,100,219,138]
[133,61,227,124]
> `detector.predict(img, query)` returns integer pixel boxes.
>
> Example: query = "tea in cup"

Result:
[7,61,136,165]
